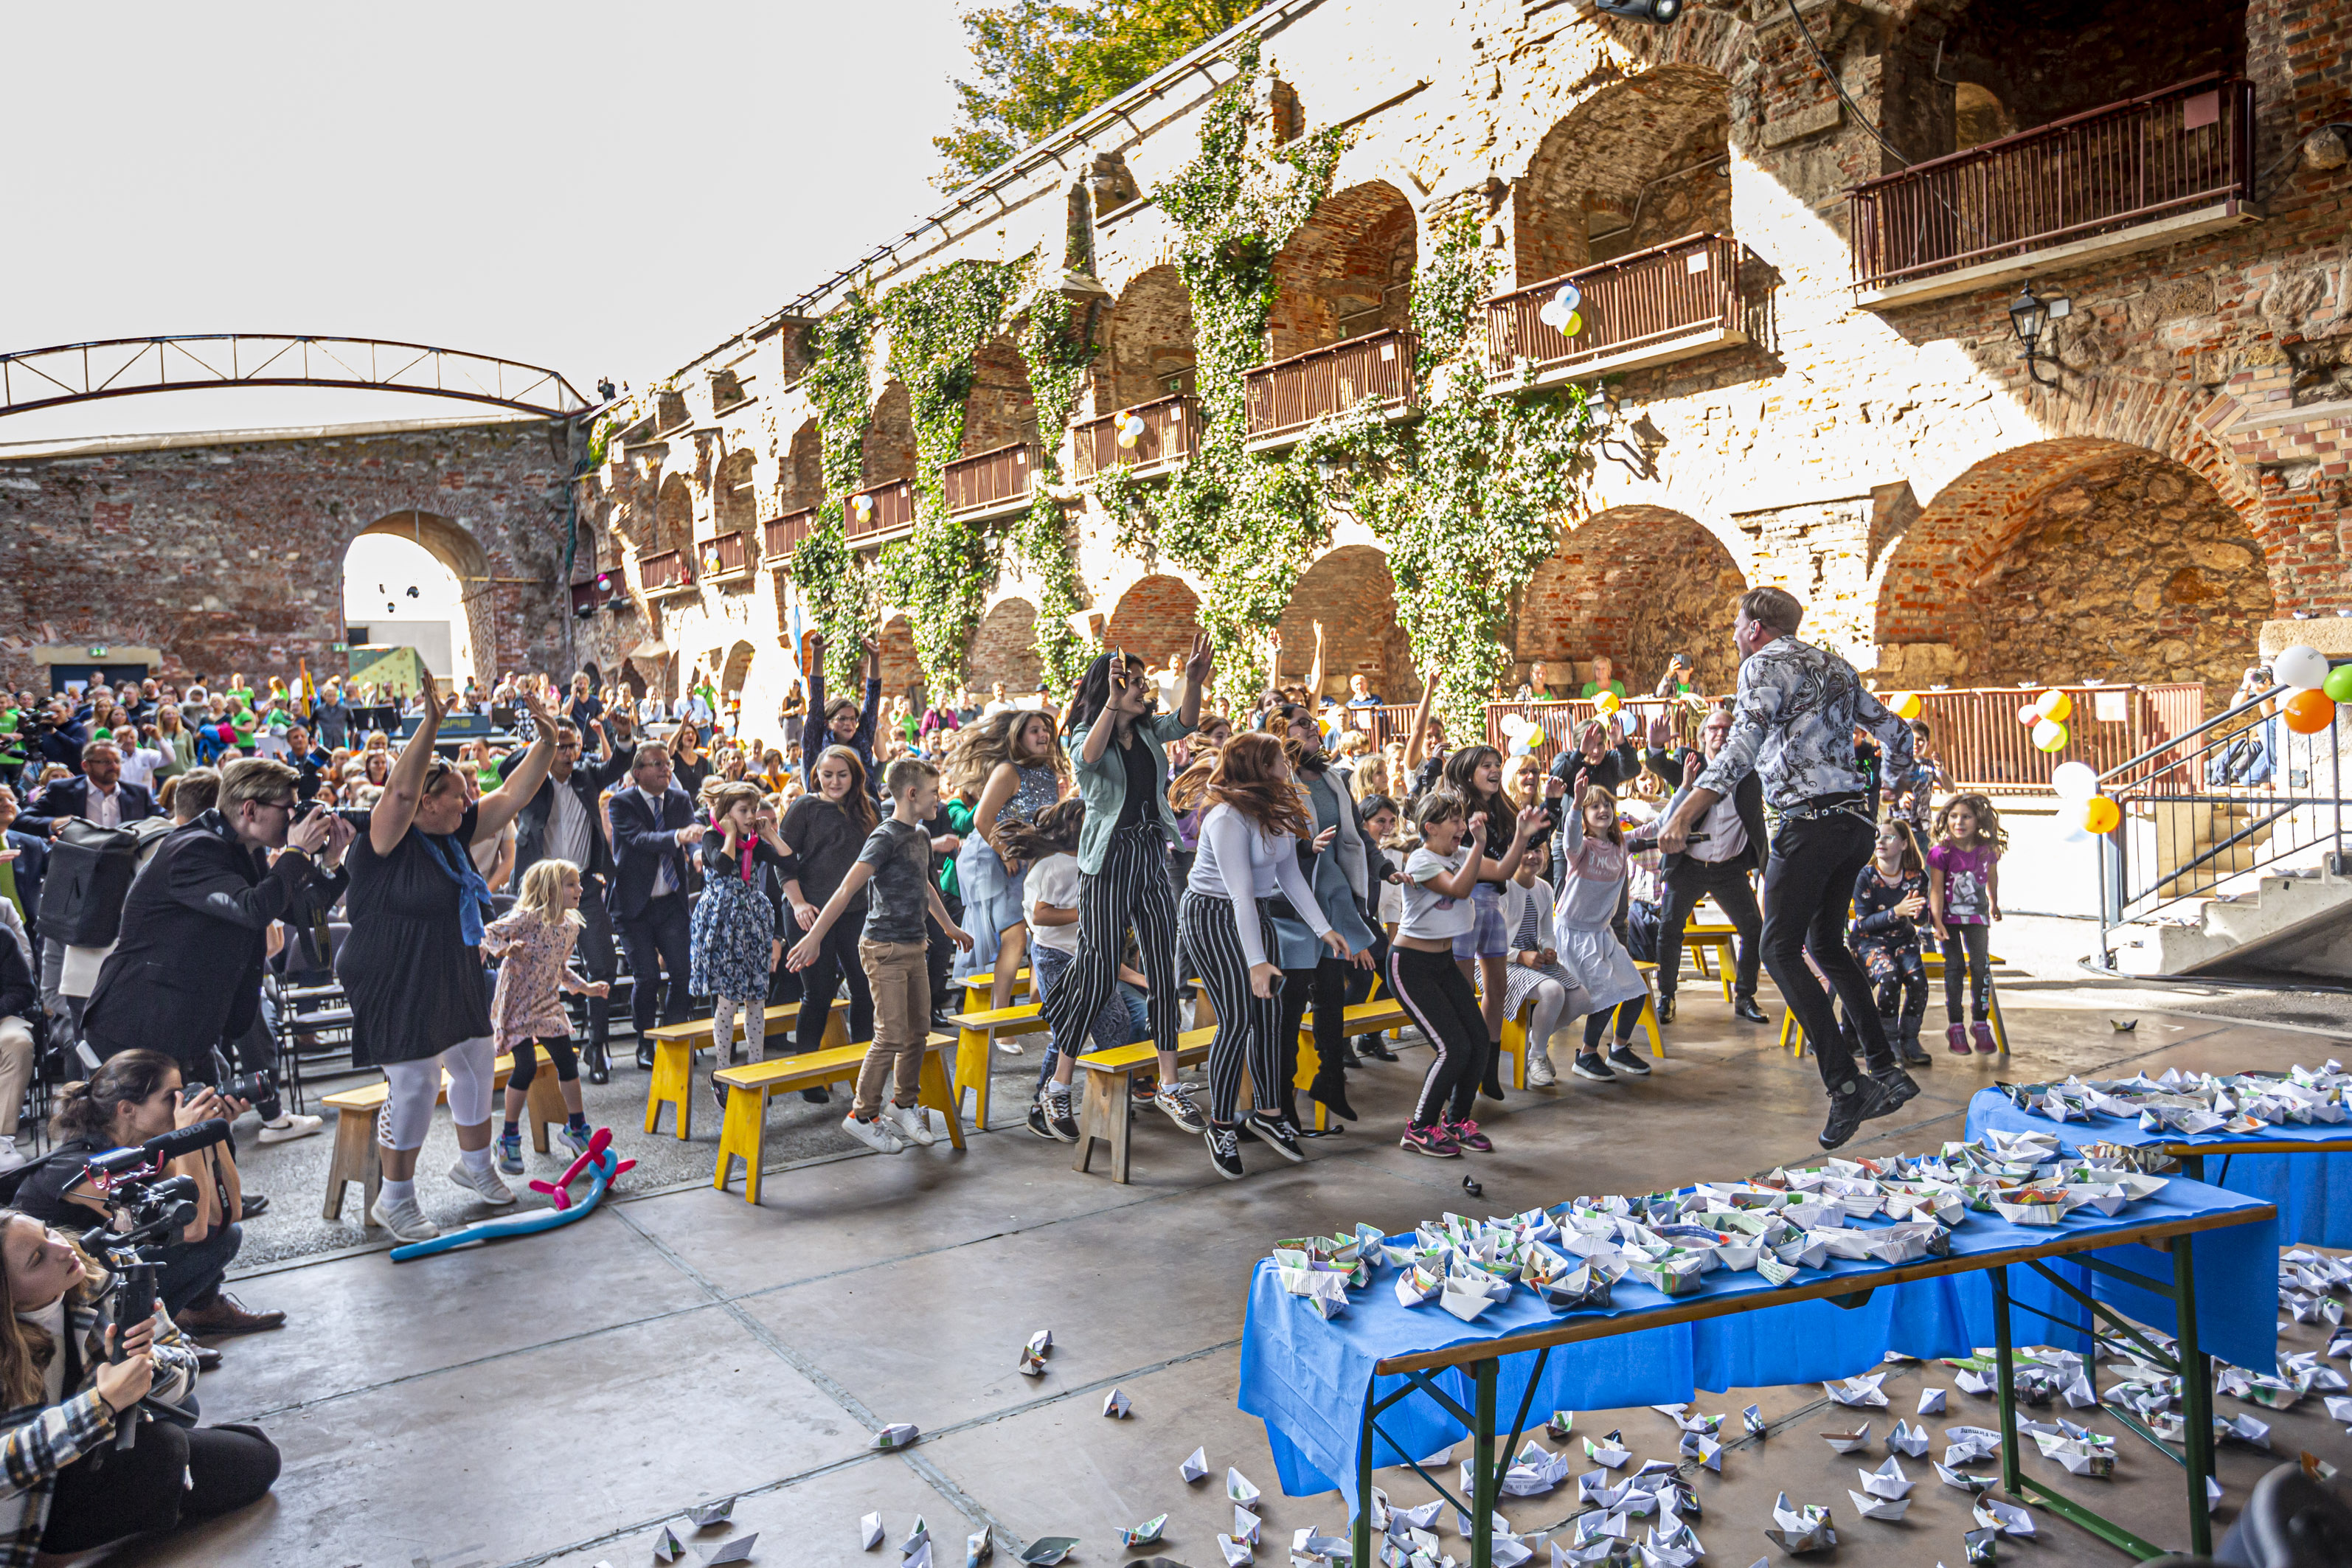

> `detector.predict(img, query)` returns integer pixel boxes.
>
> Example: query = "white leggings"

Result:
[1522,978,1578,1069]
[713,996,765,1064]
[376,1035,497,1151]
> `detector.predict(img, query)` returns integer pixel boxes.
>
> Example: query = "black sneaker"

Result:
[1041,1088,1079,1143]
[1357,1035,1398,1062]
[1873,1066,1921,1111]
[801,1087,830,1104]
[1241,1111,1305,1164]
[1819,1075,1898,1151]
[1027,1102,1055,1139]
[1606,1045,1651,1077]
[1655,994,1676,1025]
[1570,1052,1616,1083]
[1204,1123,1246,1180]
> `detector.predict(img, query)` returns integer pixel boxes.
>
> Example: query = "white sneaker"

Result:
[887,1103,937,1147]
[447,1159,516,1206]
[257,1113,325,1145]
[0,1141,27,1175]
[842,1113,906,1154]
[367,1194,441,1241]
[1526,1055,1557,1088]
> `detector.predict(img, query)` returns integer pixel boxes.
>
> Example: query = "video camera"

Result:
[76,1119,226,1450]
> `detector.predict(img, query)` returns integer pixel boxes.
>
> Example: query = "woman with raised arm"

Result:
[336,668,562,1243]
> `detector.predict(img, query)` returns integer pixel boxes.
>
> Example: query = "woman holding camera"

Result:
[0,1207,279,1555]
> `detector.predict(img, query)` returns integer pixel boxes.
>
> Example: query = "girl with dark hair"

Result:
[779,746,882,1091]
[1851,819,1932,1065]
[1440,743,1527,1100]
[947,710,1069,1010]
[1554,785,1652,1082]
[1173,733,1344,1177]
[1033,638,1216,1143]
[1263,707,1376,1125]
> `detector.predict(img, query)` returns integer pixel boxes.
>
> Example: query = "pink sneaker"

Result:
[1449,1118,1494,1153]
[1971,1021,1998,1054]
[1946,1024,1971,1055]
[1399,1123,1461,1159]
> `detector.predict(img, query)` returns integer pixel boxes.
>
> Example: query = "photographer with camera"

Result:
[0,1207,279,1555]
[9,1050,281,1339]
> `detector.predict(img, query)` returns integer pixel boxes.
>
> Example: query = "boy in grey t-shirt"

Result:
[788,757,971,1151]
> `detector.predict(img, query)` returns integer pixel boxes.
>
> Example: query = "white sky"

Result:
[2,1,966,443]
[342,533,469,678]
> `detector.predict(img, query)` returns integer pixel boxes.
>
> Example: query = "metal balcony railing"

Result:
[1485,234,1745,384]
[1071,393,1197,480]
[942,441,1036,518]
[1243,327,1418,445]
[1848,74,2256,292]
[1905,684,2205,793]
[698,531,753,582]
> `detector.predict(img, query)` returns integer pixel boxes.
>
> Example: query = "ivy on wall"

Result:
[1014,291,1100,690]
[789,294,878,690]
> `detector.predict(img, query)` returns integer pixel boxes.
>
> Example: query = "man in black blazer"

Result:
[18,739,155,836]
[605,741,707,1067]
[83,757,352,1077]
[0,792,46,932]
[511,715,637,1081]
[1639,708,1768,1026]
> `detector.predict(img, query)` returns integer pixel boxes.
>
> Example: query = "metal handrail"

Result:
[2098,684,2283,786]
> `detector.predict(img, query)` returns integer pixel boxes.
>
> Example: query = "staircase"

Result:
[2149,799,2275,898]
[2112,864,2352,979]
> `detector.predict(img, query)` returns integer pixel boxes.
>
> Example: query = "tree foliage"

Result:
[931,0,1260,192]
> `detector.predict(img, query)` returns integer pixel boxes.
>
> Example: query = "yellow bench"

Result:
[958,968,1032,1010]
[950,1002,1051,1129]
[322,1047,565,1224]
[1296,994,1413,1130]
[1499,965,1663,1088]
[1679,920,1739,1002]
[712,1034,965,1204]
[1780,973,2010,1058]
[642,999,850,1140]
[1072,1026,1217,1184]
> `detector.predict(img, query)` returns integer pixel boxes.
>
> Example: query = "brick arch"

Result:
[1519,505,1747,695]
[353,509,496,681]
[1104,574,1201,669]
[712,448,757,539]
[962,335,1036,456]
[1266,181,1417,361]
[1097,265,1196,413]
[878,614,921,702]
[718,639,757,698]
[780,418,822,513]
[655,473,695,554]
[967,596,1041,695]
[1876,438,2275,704]
[1514,63,1733,286]
[864,379,915,488]
[1277,544,1419,703]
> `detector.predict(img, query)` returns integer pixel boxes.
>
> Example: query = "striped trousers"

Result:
[1039,819,1182,1061]
[1180,888,1285,1124]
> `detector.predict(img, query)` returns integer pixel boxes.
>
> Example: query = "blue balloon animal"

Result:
[389,1125,636,1263]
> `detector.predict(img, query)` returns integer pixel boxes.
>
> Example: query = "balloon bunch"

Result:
[1114,412,1148,451]
[2050,759,2118,834]
[1536,282,1583,339]
[2272,645,2347,735]
[1884,691,1923,720]
[2014,688,2072,753]
[1595,690,1621,715]
[852,493,876,522]
[1498,712,1540,757]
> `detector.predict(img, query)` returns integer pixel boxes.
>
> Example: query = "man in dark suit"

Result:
[512,715,636,1082]
[605,741,707,1067]
[18,738,155,836]
[1637,708,1768,1026]
[83,757,352,1077]
[0,791,47,931]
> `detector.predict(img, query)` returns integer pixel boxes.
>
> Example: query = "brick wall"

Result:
[1096,266,1197,414]
[1266,181,1418,361]
[1517,506,1747,695]
[1275,544,1420,701]
[1104,573,1202,668]
[968,596,1041,694]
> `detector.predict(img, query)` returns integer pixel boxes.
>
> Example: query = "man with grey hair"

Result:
[1658,586,1917,1152]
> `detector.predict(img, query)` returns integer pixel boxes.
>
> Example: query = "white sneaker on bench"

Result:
[887,1103,937,1147]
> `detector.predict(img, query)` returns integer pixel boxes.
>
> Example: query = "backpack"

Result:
[37,818,166,948]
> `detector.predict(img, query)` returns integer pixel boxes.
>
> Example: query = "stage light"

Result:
[1592,0,1683,23]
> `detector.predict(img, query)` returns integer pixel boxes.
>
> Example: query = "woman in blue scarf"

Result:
[337,670,559,1243]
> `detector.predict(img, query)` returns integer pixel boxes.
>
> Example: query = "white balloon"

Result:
[1554,283,1581,312]
[2274,645,2329,691]
[2050,761,2098,799]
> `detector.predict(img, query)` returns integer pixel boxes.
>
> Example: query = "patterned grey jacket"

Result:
[1696,636,1914,813]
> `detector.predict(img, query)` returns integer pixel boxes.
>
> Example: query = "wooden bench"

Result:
[1780,979,2010,1058]
[949,1002,1051,1129]
[1296,994,1413,1131]
[322,1048,566,1223]
[1499,965,1663,1089]
[958,968,1032,1012]
[642,999,851,1140]
[1072,1026,1216,1184]
[712,1034,965,1204]
[1679,921,1740,1002]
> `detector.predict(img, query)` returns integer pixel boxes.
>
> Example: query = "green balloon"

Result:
[2326,664,2352,704]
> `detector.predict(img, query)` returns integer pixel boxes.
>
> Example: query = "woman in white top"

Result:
[1170,733,1343,1179]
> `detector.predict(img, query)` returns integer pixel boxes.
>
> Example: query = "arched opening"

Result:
[1519,507,1747,696]
[864,380,916,488]
[878,614,922,705]
[344,510,492,683]
[1514,66,1732,286]
[961,336,1038,457]
[1266,181,1417,361]
[780,419,823,514]
[713,448,758,541]
[1277,546,1418,704]
[968,597,1041,698]
[1095,266,1198,412]
[1882,0,2246,170]
[718,640,757,732]
[656,473,695,555]
[1105,575,1202,670]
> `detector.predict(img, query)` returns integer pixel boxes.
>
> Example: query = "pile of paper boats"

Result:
[2005,1062,2349,1133]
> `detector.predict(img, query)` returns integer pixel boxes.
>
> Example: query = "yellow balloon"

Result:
[1596,691,1621,715]
[2036,689,2072,724]
[2082,795,2120,834]
[2032,718,2069,753]
[1892,691,1922,720]
[1116,430,1139,450]
[1561,310,1583,339]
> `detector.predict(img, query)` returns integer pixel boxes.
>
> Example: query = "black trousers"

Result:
[793,903,873,1052]
[1654,857,1761,1002]
[617,892,694,1037]
[575,874,619,1047]
[1277,955,1348,1117]
[1761,810,1893,1089]
[41,1420,280,1552]
[1943,923,1993,1022]
[1041,821,1182,1058]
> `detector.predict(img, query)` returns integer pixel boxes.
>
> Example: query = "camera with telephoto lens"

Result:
[76,1122,225,1451]
[219,1069,282,1124]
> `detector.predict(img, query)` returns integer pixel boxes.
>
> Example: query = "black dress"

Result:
[336,803,494,1066]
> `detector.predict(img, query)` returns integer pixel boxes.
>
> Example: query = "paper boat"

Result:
[1440,1269,1513,1322]
[1742,1404,1766,1437]
[1228,1467,1260,1506]
[1937,1461,1997,1492]
[1887,1419,1929,1457]
[1213,1533,1252,1567]
[873,1423,920,1450]
[859,1512,886,1550]
[1819,1423,1872,1453]
[1181,1446,1210,1483]
[1825,1374,1890,1408]
[1845,1487,1910,1522]
[1584,1434,1632,1469]
[1763,1494,1837,1554]
[1859,1456,1915,1499]
[1679,1431,1722,1472]
[1100,1387,1131,1419]
[1116,1515,1168,1547]
[1280,1266,1351,1319]
[1974,1497,2037,1537]
[1232,1503,1260,1544]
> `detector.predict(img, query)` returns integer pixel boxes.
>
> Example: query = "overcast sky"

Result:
[2,1,966,443]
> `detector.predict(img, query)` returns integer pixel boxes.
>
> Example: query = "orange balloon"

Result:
[2082,795,2120,834]
[2285,688,2336,735]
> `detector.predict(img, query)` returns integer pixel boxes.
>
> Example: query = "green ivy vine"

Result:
[789,294,877,690]
[1013,290,1100,690]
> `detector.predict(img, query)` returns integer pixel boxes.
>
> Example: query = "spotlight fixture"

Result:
[1592,0,1683,23]
[2008,280,2072,388]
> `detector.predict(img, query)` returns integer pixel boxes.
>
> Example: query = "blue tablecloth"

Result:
[1968,1086,2352,1248]
[1240,1176,2276,1503]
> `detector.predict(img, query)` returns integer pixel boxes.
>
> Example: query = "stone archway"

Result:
[1875,440,2274,705]
[1519,507,1747,695]
[962,336,1038,456]
[713,449,758,543]
[1096,266,1197,413]
[352,509,498,681]
[864,381,916,488]
[1105,574,1203,670]
[655,473,695,555]
[1277,545,1418,703]
[968,597,1041,697]
[1266,181,1417,361]
[1514,65,1732,287]
[781,420,822,514]
[878,613,921,703]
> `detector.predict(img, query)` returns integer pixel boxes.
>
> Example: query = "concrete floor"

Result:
[96,933,2352,1568]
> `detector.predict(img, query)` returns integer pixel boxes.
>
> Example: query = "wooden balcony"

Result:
[763,507,816,564]
[845,477,916,545]
[1848,74,2258,307]
[1243,327,1418,449]
[698,530,754,585]
[1071,394,1196,480]
[636,548,696,597]
[942,441,1036,521]
[1485,233,1747,389]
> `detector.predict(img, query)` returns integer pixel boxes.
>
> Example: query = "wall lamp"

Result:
[2008,281,2072,388]
[1592,0,1683,20]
